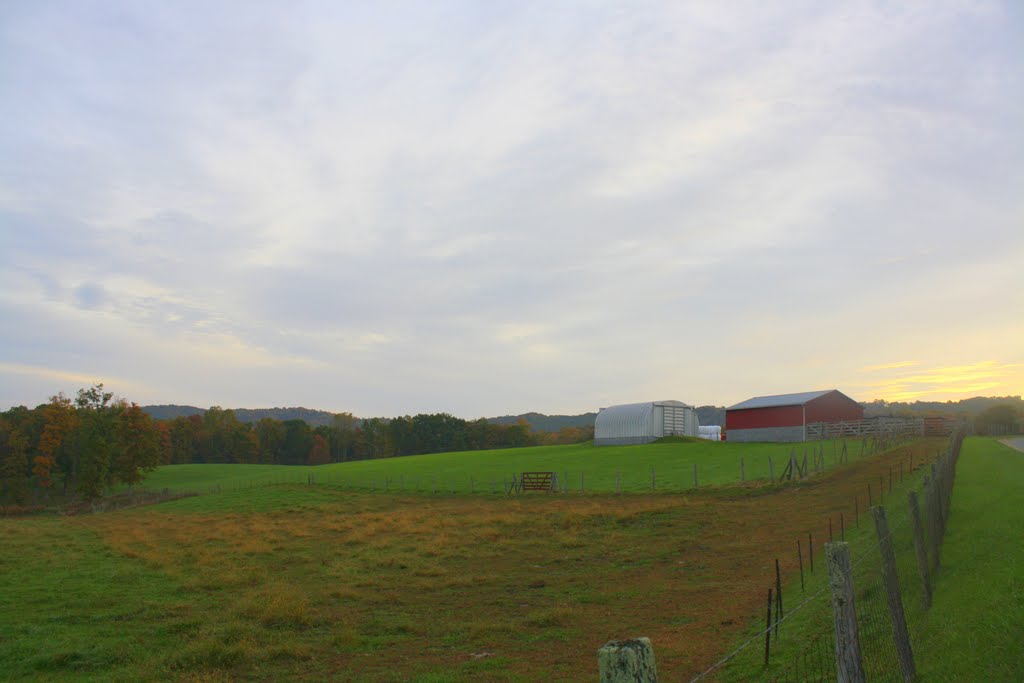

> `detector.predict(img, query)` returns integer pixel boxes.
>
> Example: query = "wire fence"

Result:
[663,429,965,683]
[138,433,926,499]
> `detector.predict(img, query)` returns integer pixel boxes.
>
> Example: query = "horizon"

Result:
[2,3,1022,416]
[4,389,1020,421]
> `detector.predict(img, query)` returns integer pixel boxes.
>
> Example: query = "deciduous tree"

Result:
[308,434,330,465]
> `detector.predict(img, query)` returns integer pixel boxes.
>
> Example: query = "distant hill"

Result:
[141,396,1020,432]
[487,412,598,433]
[862,395,1023,418]
[143,404,206,420]
[695,405,726,426]
[142,405,343,427]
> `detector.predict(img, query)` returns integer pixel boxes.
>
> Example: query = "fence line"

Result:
[669,429,964,683]
[146,435,935,499]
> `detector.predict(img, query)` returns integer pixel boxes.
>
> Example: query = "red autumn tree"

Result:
[307,434,330,466]
[37,393,78,491]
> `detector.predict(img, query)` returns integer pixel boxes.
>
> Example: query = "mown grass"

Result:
[138,437,883,496]
[911,437,1024,681]
[0,520,185,682]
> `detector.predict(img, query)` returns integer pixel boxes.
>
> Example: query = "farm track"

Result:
[64,439,940,681]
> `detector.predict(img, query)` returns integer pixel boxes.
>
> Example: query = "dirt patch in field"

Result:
[82,439,941,682]
[64,490,197,516]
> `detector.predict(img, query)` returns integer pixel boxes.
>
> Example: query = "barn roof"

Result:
[727,390,835,411]
[598,400,694,413]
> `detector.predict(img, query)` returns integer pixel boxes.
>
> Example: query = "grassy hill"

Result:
[138,438,873,495]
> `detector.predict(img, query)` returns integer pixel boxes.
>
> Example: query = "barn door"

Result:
[663,405,688,436]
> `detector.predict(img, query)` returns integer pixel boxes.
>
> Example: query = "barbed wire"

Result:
[690,465,932,682]
[688,580,832,682]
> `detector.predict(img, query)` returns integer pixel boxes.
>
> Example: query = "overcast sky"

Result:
[1,1,1022,418]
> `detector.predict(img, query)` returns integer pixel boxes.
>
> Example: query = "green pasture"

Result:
[0,521,183,682]
[2,435,1015,681]
[139,437,876,495]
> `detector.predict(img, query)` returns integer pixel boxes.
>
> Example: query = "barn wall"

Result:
[653,405,666,438]
[726,405,803,430]
[805,392,864,423]
[726,426,806,443]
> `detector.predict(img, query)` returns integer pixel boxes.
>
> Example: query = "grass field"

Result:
[3,436,1014,681]
[910,437,1024,681]
[137,437,887,495]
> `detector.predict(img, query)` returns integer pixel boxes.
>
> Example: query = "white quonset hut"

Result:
[594,400,700,446]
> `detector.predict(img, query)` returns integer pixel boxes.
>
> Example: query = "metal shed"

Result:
[594,400,700,446]
[725,389,863,442]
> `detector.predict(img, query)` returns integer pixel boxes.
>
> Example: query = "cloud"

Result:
[860,361,919,372]
[855,361,1024,403]
[1,2,1022,416]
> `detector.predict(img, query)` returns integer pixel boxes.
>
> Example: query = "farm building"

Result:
[594,400,699,446]
[698,425,722,441]
[725,390,863,442]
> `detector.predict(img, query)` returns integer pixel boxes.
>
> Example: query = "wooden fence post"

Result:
[872,506,916,682]
[598,638,657,683]
[826,542,866,683]
[907,490,932,608]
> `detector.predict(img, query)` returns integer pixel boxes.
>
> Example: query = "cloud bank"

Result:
[1,1,1022,416]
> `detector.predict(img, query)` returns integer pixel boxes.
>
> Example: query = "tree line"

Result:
[0,384,593,504]
[0,385,160,504]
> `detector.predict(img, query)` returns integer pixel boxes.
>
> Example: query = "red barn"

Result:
[725,390,863,442]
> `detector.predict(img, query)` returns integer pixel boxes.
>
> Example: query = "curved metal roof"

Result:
[595,402,656,435]
[595,400,696,439]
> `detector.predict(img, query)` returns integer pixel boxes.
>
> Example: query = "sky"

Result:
[1,1,1022,418]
